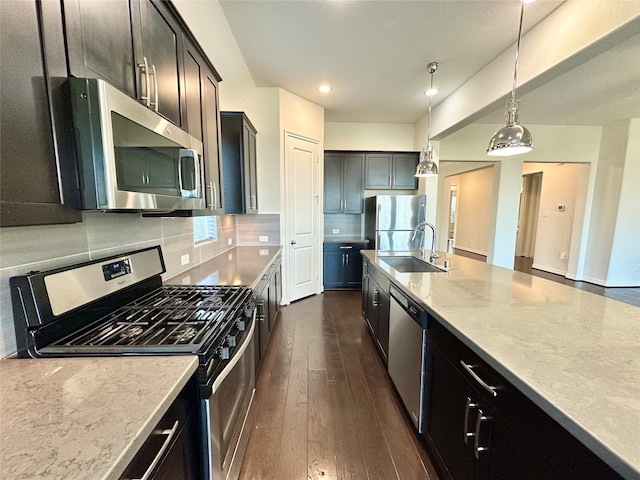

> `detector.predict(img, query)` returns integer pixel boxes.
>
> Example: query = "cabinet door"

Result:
[268,270,278,330]
[243,122,258,213]
[136,0,183,126]
[63,0,136,98]
[364,153,393,189]
[202,73,224,213]
[392,153,418,190]
[345,250,363,288]
[273,261,282,316]
[1,0,81,227]
[427,341,485,480]
[324,153,343,213]
[362,260,370,318]
[257,283,270,360]
[323,251,345,290]
[343,153,364,213]
[376,288,390,360]
[182,41,203,142]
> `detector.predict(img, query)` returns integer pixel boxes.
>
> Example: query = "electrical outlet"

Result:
[228,253,233,261]
[180,254,189,266]
[259,235,269,242]
[227,238,232,246]
[259,249,269,256]
[542,211,549,217]
[181,276,191,285]
[332,228,340,234]
[560,252,567,261]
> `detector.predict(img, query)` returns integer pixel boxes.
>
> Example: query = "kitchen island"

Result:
[362,250,640,479]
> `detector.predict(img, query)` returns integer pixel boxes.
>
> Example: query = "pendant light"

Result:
[487,0,533,156]
[415,61,439,177]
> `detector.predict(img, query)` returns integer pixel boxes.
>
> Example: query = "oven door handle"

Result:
[210,308,256,394]
[127,420,180,480]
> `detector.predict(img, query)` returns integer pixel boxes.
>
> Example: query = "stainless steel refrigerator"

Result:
[364,195,427,251]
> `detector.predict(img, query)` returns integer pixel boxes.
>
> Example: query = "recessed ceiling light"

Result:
[318,85,332,93]
[425,88,439,96]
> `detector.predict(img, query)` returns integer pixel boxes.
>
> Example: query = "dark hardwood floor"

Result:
[240,291,439,480]
[453,248,640,307]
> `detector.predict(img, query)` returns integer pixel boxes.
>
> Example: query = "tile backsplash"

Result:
[324,214,363,238]
[0,211,244,358]
[236,214,281,245]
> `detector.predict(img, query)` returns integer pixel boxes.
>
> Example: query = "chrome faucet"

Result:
[411,221,440,263]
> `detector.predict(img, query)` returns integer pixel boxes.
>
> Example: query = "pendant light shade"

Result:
[415,145,438,177]
[487,1,533,157]
[416,62,439,177]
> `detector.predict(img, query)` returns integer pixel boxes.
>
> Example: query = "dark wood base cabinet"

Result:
[323,242,367,290]
[362,258,390,361]
[254,255,282,373]
[424,320,622,480]
[119,376,201,480]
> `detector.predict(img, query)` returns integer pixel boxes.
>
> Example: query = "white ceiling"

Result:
[219,0,640,130]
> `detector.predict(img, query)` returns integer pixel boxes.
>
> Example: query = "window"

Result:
[194,216,218,244]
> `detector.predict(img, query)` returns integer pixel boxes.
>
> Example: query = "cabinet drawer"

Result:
[323,242,367,252]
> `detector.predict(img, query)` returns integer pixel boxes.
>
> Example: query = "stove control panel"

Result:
[102,258,132,281]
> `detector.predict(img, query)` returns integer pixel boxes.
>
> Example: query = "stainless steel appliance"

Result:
[364,195,427,251]
[9,246,255,480]
[69,78,205,211]
[388,284,428,432]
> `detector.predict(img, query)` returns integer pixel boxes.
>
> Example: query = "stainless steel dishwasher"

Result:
[388,284,428,432]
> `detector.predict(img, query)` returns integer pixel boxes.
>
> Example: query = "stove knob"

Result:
[227,334,237,347]
[219,346,230,360]
[236,319,246,331]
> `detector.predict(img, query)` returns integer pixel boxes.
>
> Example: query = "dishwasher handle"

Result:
[389,284,427,328]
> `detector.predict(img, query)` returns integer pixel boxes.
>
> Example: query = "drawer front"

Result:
[323,242,367,252]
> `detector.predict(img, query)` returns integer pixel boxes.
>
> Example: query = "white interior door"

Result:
[284,131,321,303]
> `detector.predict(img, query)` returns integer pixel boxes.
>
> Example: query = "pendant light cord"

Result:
[512,0,525,104]
[427,74,433,146]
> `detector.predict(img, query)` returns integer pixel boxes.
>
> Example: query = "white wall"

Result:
[608,118,640,286]
[324,122,414,151]
[523,163,590,275]
[240,88,281,213]
[448,166,495,256]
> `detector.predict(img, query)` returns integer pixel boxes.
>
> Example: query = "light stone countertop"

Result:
[363,250,640,479]
[0,355,198,480]
[168,246,282,289]
[323,237,369,244]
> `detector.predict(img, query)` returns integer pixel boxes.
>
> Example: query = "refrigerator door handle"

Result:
[376,204,381,231]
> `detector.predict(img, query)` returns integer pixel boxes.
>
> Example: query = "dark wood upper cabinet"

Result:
[364,152,419,190]
[64,0,184,127]
[220,112,258,214]
[0,0,81,227]
[63,0,137,98]
[323,152,364,214]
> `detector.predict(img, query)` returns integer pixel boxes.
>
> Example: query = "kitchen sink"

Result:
[380,256,445,273]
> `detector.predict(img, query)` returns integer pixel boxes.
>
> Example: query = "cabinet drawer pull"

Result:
[460,361,498,397]
[150,64,159,112]
[463,396,479,444]
[339,245,353,249]
[138,56,150,107]
[130,420,180,480]
[474,409,489,459]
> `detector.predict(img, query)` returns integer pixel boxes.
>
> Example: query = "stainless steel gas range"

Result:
[9,246,256,480]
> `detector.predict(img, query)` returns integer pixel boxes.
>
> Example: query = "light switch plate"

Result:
[332,228,340,234]
[259,235,269,242]
[227,238,233,246]
[180,254,189,266]
[228,253,233,261]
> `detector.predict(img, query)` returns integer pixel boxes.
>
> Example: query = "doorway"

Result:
[515,172,543,262]
[447,185,458,253]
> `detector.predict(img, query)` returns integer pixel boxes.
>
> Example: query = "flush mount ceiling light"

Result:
[318,85,332,93]
[487,0,533,157]
[415,61,439,177]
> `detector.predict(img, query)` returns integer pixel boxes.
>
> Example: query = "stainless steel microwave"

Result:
[69,78,205,211]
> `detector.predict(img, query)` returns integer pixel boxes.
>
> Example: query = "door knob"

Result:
[290,240,297,245]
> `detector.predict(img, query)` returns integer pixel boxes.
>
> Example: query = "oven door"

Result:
[202,311,256,480]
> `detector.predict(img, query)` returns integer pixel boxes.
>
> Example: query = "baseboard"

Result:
[532,263,567,276]
[454,246,487,257]
[582,276,640,287]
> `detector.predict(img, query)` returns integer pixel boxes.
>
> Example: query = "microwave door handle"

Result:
[178,149,200,197]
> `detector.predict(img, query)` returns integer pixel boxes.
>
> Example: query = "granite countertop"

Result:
[0,355,198,480]
[168,246,282,289]
[363,250,640,479]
